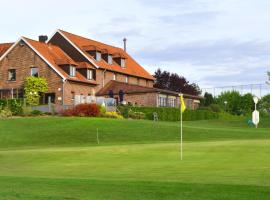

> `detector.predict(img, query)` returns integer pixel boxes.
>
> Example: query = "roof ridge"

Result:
[59,29,122,50]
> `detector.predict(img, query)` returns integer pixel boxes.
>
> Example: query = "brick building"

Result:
[0,30,201,109]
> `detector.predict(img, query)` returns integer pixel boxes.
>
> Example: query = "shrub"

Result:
[60,108,75,117]
[0,99,23,115]
[101,112,124,119]
[128,110,145,119]
[0,108,12,118]
[21,106,33,116]
[61,104,100,117]
[24,77,48,106]
[31,110,43,116]
[118,106,218,121]
[209,104,222,113]
[99,105,106,116]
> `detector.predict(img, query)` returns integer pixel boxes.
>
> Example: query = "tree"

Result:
[153,69,201,95]
[202,92,214,106]
[216,91,243,115]
[259,94,270,112]
[24,77,48,105]
[216,91,254,115]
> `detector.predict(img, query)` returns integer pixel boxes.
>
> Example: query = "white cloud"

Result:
[0,0,269,88]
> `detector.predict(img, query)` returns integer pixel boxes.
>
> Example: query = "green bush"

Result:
[118,106,218,121]
[209,104,222,113]
[0,99,23,115]
[128,110,145,119]
[101,112,124,119]
[0,108,13,118]
[31,110,43,116]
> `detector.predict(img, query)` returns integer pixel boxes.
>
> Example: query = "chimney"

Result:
[123,38,127,52]
[39,35,48,43]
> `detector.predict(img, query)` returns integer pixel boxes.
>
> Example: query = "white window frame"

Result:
[87,69,93,80]
[8,69,16,81]
[108,55,113,65]
[125,76,129,83]
[113,73,116,81]
[96,52,101,61]
[70,65,76,77]
[121,58,125,68]
[31,67,39,77]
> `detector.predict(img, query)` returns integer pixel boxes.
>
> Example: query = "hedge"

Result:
[0,99,23,115]
[118,106,219,121]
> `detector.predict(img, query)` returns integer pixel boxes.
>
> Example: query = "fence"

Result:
[31,96,116,113]
[202,83,270,98]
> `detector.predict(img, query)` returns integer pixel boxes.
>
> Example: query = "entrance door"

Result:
[45,93,55,104]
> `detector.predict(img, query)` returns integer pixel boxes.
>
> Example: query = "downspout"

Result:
[62,79,66,106]
[102,69,107,88]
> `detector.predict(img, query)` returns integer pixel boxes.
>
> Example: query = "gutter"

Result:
[102,69,107,88]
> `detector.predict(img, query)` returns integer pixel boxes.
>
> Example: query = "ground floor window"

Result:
[168,98,176,107]
[158,96,167,107]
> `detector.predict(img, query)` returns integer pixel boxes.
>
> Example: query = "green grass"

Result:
[0,117,270,199]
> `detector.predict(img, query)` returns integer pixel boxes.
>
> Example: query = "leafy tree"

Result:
[201,92,214,106]
[241,93,254,115]
[216,91,255,115]
[216,91,242,115]
[259,94,270,112]
[24,77,48,105]
[153,68,201,95]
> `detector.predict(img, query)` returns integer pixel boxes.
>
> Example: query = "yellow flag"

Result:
[180,95,186,113]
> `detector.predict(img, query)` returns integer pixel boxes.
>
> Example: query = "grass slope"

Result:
[0,117,270,200]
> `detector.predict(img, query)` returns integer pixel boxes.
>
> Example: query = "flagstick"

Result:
[180,101,183,160]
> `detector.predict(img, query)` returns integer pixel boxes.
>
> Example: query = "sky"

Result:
[1,0,270,89]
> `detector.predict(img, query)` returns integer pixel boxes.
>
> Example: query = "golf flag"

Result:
[180,95,186,113]
[179,94,186,160]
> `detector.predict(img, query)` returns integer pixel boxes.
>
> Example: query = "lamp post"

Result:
[252,96,259,128]
[224,101,228,112]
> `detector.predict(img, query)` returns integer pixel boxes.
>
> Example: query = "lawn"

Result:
[0,117,270,199]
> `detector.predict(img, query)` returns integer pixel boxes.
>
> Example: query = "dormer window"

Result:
[87,69,93,80]
[108,55,113,65]
[70,65,76,77]
[121,58,125,68]
[96,52,101,61]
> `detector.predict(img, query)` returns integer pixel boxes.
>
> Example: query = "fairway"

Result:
[0,117,270,199]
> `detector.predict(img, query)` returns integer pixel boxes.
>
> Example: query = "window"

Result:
[8,69,16,81]
[108,55,113,65]
[121,58,125,68]
[70,65,76,77]
[113,73,116,81]
[87,69,93,80]
[71,92,75,101]
[96,52,101,61]
[31,67,39,77]
[168,97,176,107]
[158,95,167,107]
[125,76,129,83]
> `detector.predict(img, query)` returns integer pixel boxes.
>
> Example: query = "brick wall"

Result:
[64,81,95,105]
[0,40,63,104]
[124,93,157,107]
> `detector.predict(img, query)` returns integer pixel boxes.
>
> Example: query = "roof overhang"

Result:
[0,37,66,80]
[47,29,99,69]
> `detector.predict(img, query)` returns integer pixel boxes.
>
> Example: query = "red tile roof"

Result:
[58,30,155,81]
[96,80,203,99]
[0,43,13,57]
[23,37,97,85]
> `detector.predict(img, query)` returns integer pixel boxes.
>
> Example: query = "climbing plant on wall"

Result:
[24,77,48,106]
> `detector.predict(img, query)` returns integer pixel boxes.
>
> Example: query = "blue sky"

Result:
[1,0,270,88]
